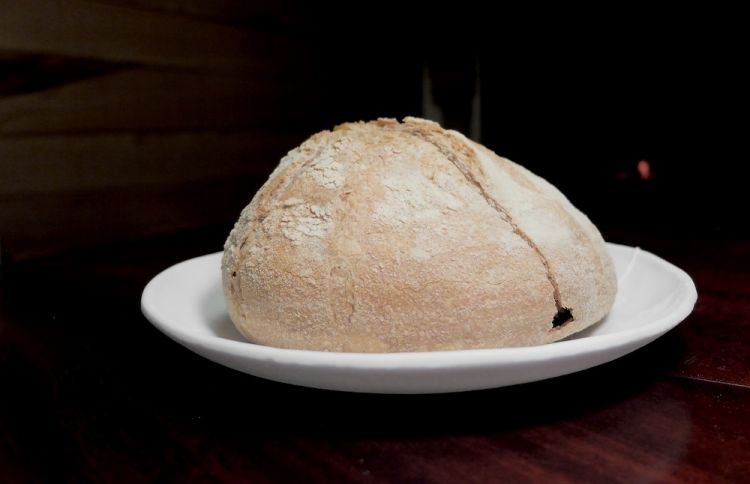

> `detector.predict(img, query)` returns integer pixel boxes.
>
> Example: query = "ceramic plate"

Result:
[141,243,696,394]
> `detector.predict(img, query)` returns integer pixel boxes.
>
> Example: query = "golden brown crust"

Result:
[222,117,617,352]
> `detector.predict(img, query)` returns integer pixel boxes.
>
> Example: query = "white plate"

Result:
[141,243,696,394]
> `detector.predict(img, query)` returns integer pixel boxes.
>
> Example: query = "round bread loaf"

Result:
[222,117,617,352]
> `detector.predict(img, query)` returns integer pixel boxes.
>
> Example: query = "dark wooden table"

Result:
[1,227,749,482]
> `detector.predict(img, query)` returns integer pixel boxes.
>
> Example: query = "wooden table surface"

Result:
[1,227,748,483]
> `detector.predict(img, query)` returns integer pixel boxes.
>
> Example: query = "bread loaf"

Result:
[222,117,617,352]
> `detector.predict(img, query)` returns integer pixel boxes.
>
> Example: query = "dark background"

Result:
[1,3,746,261]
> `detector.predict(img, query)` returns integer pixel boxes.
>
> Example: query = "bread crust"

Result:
[222,118,617,352]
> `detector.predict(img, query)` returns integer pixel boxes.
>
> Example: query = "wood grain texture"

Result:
[0,51,125,97]
[0,175,275,260]
[0,232,748,482]
[0,129,301,258]
[0,68,319,135]
[95,0,306,30]
[0,130,301,194]
[0,0,306,259]
[0,0,307,72]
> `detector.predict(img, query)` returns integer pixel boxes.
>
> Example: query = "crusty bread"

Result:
[222,117,617,352]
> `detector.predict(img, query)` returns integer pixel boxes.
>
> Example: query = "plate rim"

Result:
[141,243,697,370]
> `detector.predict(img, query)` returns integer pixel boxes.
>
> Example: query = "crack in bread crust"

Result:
[401,121,570,320]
